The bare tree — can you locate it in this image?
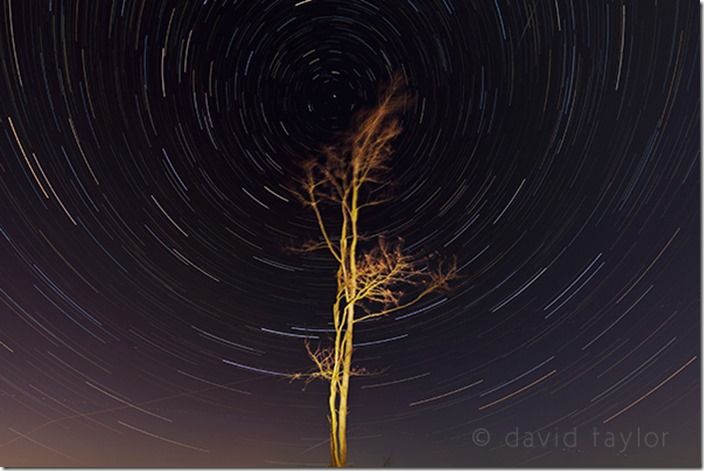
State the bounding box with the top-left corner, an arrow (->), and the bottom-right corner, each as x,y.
290,76 -> 456,467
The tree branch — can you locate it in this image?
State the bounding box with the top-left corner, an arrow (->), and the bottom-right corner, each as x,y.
354,285 -> 437,323
308,195 -> 342,263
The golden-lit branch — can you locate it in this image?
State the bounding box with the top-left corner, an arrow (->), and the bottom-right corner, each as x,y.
355,260 -> 457,324
292,341 -> 373,384
354,243 -> 457,322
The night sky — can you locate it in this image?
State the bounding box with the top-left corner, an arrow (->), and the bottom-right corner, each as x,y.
0,0 -> 700,467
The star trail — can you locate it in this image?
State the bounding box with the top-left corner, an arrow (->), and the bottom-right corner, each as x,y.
0,0 -> 700,467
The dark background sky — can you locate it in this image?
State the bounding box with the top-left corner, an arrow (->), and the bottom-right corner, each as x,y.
0,0 -> 700,467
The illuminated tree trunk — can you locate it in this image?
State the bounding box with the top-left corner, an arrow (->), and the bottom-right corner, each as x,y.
328,376 -> 340,466
331,195 -> 357,466
331,307 -> 354,466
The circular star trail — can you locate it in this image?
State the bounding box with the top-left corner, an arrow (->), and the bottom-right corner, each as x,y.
0,0 -> 699,467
